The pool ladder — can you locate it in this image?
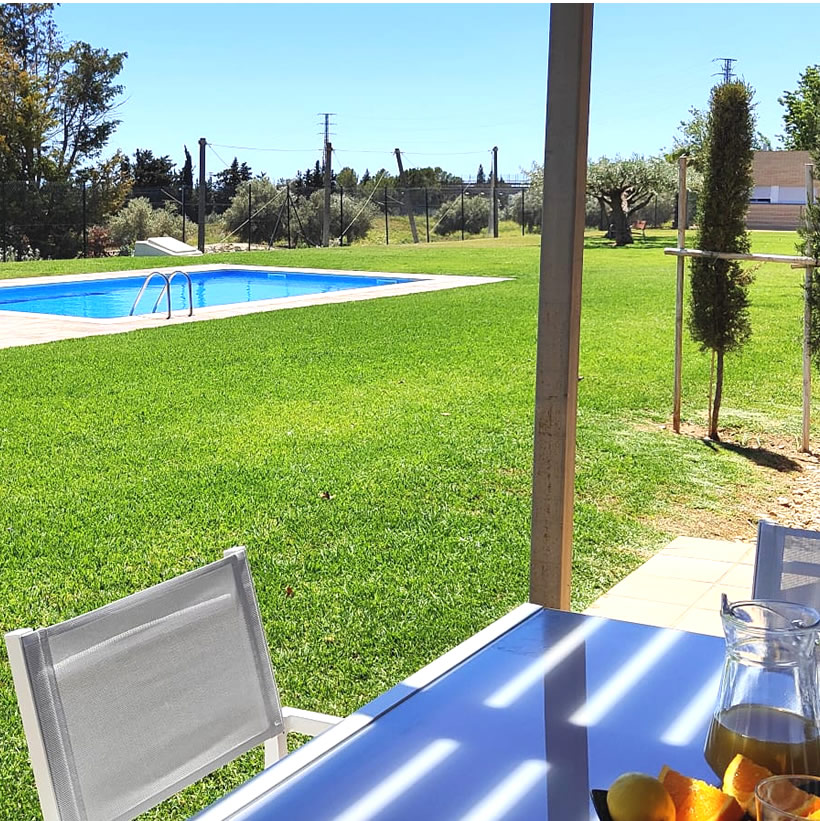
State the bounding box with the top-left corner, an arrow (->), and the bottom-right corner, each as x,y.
129,271 -> 194,319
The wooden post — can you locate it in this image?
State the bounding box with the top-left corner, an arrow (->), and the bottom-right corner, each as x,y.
197,137 -> 206,253
322,141 -> 332,247
673,157 -> 688,433
394,148 -> 419,243
803,164 -> 814,453
529,3 -> 593,610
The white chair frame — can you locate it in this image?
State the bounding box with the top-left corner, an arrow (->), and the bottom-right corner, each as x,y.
5,547 -> 341,821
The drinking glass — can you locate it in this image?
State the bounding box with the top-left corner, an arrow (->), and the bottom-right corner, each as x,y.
755,774 -> 820,820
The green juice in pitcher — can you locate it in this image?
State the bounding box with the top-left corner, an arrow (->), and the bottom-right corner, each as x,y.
705,703 -> 820,778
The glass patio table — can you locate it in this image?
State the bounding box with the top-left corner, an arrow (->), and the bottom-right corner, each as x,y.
194,604 -> 725,821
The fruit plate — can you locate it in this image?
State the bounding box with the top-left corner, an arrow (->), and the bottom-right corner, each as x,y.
591,789 -> 613,821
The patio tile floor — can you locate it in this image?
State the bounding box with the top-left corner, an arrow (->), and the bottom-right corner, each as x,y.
583,536 -> 756,637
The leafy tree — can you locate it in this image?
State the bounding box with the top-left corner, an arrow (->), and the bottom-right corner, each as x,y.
222,176 -> 285,244
360,168 -> 371,186
400,166 -> 462,188
181,146 -> 193,189
504,163 -> 543,232
52,41 -> 126,178
688,82 -> 755,440
586,155 -> 675,246
106,197 -> 185,246
212,157 -> 252,210
336,166 -> 358,191
476,164 -> 486,184
434,194 -> 489,236
779,65 -> 820,150
286,189 -> 375,246
0,4 -> 126,256
132,149 -> 175,188
669,106 -> 771,171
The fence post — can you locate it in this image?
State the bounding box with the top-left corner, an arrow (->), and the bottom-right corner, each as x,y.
425,188 -> 430,242
522,190 -> 525,235
181,186 -> 186,243
248,181 -> 252,251
198,137 -> 206,253
491,145 -> 498,238
340,186 -> 344,246
384,186 -> 389,245
461,186 -> 465,240
803,164 -> 814,453
286,184 -> 292,249
1,181 -> 5,262
673,157 -> 688,434
82,182 -> 88,258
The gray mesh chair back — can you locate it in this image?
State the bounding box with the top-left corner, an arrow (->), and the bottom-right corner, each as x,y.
753,519 -> 820,609
5,547 -> 283,821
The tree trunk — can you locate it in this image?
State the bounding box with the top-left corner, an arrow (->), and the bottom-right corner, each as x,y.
710,348 -> 724,440
609,192 -> 633,246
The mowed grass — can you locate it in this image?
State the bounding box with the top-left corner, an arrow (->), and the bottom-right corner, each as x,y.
0,229 -> 813,818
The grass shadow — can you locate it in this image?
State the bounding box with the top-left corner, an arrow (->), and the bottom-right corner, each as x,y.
584,233 -> 676,251
699,438 -> 803,473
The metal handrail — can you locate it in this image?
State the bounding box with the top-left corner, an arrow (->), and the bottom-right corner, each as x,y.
129,271 -> 168,316
164,271 -> 194,319
130,270 -> 194,319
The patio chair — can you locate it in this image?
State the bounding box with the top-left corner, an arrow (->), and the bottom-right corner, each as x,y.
752,519 -> 820,609
4,546 -> 341,821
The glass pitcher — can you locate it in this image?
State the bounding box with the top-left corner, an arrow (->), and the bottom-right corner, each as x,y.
704,596 -> 820,778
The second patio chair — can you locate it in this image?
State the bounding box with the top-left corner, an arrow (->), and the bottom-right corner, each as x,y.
5,546 -> 341,821
752,519 -> 820,609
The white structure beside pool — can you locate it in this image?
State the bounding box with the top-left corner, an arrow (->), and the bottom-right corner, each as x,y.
134,236 -> 203,257
0,264 -> 507,350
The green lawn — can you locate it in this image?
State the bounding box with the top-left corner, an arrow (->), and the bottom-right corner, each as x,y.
0,229 -> 813,818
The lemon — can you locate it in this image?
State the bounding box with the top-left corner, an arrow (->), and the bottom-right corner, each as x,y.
607,772 -> 676,821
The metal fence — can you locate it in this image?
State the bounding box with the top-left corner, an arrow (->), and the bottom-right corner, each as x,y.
2,177 -> 702,260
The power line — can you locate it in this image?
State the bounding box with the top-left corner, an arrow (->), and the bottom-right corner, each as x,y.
209,142 -> 322,153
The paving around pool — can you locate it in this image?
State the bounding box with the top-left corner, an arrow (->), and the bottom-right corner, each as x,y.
0,263 -> 508,349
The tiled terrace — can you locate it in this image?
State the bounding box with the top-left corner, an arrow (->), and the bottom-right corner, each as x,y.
583,536 -> 755,636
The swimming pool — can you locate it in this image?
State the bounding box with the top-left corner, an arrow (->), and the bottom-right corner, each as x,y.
0,267 -> 415,319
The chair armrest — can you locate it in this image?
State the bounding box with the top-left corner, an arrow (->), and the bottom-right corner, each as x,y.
264,706 -> 342,768
282,706 -> 343,736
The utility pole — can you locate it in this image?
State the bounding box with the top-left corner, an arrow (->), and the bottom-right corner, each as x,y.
489,146 -> 499,238
322,141 -> 332,247
713,57 -> 737,84
318,113 -> 336,247
198,137 -> 206,253
394,148 -> 419,243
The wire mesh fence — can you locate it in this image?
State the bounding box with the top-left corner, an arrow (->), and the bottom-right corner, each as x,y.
0,177 -> 694,262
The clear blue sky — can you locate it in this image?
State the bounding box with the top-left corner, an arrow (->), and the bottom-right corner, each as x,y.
52,3 -> 820,183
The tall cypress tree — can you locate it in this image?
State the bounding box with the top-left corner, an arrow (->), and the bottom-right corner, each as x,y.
688,81 -> 755,439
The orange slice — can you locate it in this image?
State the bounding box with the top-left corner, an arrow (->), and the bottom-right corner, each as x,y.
805,809 -> 820,820
659,765 -> 744,821
721,753 -> 772,813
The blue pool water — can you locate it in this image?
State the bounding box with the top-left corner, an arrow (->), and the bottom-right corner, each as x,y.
0,268 -> 415,319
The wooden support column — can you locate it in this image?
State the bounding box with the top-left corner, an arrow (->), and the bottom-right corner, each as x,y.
530,3 -> 594,610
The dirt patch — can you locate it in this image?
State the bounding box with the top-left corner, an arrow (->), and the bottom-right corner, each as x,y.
644,423 -> 820,542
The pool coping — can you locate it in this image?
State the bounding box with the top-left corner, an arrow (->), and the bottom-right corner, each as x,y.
0,264 -> 509,349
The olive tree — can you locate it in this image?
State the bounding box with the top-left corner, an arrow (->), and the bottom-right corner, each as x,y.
586,155 -> 675,246
688,81 -> 755,440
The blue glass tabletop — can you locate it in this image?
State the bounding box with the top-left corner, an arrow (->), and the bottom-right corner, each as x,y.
197,608 -> 724,820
